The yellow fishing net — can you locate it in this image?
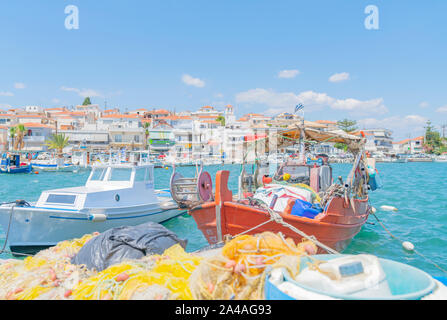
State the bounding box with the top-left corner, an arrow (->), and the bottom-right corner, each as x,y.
189,232 -> 316,300
71,244 -> 202,300
0,231 -> 317,300
0,232 -> 97,300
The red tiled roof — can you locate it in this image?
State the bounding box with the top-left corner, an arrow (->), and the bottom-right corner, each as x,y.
21,122 -> 54,129
393,136 -> 424,145
101,114 -> 140,119
315,120 -> 337,124
158,115 -> 192,120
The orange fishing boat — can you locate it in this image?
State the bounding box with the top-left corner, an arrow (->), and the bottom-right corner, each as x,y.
170,124 -> 379,253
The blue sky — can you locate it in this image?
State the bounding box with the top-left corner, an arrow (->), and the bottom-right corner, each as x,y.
0,0 -> 446,140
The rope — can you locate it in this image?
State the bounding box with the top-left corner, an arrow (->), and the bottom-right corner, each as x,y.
0,201 -> 34,257
371,212 -> 447,275
230,198 -> 339,255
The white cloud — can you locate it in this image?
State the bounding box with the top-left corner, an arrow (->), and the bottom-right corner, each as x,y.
278,69 -> 300,79
14,82 -> 26,89
61,86 -> 102,98
181,74 -> 205,88
329,72 -> 350,83
0,91 -> 14,97
52,98 -> 60,104
419,101 -> 429,108
235,88 -> 387,116
436,105 -> 447,113
215,93 -> 224,98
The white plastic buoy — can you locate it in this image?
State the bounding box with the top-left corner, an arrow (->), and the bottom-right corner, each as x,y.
380,205 -> 398,212
371,206 -> 377,214
402,241 -> 415,252
88,214 -> 107,222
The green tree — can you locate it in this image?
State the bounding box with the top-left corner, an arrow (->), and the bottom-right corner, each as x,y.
8,126 -> 16,151
335,119 -> 357,150
143,122 -> 151,150
82,97 -> 92,105
14,124 -> 27,150
424,120 -> 443,154
216,115 -> 226,126
45,133 -> 69,156
336,119 -> 358,132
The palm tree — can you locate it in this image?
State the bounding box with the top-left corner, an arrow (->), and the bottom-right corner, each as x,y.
216,115 -> 226,127
143,121 -> 151,150
45,133 -> 69,157
13,124 -> 27,151
8,126 -> 16,151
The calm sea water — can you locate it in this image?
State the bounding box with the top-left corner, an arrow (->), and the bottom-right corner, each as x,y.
1,163 -> 446,277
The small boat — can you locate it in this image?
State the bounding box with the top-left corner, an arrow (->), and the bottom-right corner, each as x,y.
0,163 -> 186,254
434,155 -> 447,163
265,254 -> 447,300
0,153 -> 32,174
172,125 -> 379,253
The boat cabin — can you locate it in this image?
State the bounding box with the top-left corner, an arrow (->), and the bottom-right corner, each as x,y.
35,164 -> 156,210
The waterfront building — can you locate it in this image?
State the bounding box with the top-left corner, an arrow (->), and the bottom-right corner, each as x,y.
0,125 -> 7,151
392,136 -> 424,154
21,123 -> 54,151
147,120 -> 175,155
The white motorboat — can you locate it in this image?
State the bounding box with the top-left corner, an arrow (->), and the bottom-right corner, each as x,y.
31,153 -> 77,172
434,155 -> 447,163
0,163 -> 186,254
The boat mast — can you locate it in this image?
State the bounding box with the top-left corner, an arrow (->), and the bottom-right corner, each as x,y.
295,104 -> 305,164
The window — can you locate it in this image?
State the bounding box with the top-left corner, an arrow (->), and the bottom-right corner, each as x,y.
115,134 -> 122,142
109,168 -> 132,181
134,135 -> 140,143
90,168 -> 107,181
135,167 -> 147,182
46,194 -> 77,205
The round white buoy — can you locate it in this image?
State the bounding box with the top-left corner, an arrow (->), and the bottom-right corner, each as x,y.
371,206 -> 377,214
380,205 -> 398,212
402,241 -> 415,251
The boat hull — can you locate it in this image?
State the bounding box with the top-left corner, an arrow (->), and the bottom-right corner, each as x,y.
189,171 -> 370,253
0,203 -> 186,252
0,165 -> 32,174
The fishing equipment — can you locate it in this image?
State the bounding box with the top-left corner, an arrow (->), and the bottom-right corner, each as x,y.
72,244 -> 202,300
170,162 -> 213,208
0,233 -> 97,300
265,254 -> 442,300
188,232 -> 317,300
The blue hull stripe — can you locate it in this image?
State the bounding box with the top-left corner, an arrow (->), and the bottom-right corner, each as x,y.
49,210 -> 182,221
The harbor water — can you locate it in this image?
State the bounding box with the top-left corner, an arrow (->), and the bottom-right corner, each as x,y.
0,163 -> 446,277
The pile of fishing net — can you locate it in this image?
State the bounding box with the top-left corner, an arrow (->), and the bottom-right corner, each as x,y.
0,231 -> 316,300
0,233 -> 97,300
189,232 -> 317,300
71,244 -> 202,300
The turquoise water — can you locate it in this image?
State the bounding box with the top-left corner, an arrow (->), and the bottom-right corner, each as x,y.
1,163 -> 446,278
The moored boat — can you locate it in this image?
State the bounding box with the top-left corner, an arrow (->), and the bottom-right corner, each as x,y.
173,125 -> 379,253
0,163 -> 186,254
0,153 -> 32,174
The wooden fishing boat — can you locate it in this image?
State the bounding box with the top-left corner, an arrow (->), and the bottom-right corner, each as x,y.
171,123 -> 378,253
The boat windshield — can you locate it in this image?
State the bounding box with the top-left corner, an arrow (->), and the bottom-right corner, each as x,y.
108,168 -> 132,181
90,167 -> 107,181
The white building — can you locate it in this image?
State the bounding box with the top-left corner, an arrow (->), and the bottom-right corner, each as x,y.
392,136 -> 424,154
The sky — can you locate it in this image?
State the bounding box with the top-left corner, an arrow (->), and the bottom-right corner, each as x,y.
0,0 -> 446,140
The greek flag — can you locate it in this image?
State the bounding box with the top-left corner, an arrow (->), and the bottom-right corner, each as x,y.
295,104 -> 304,113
